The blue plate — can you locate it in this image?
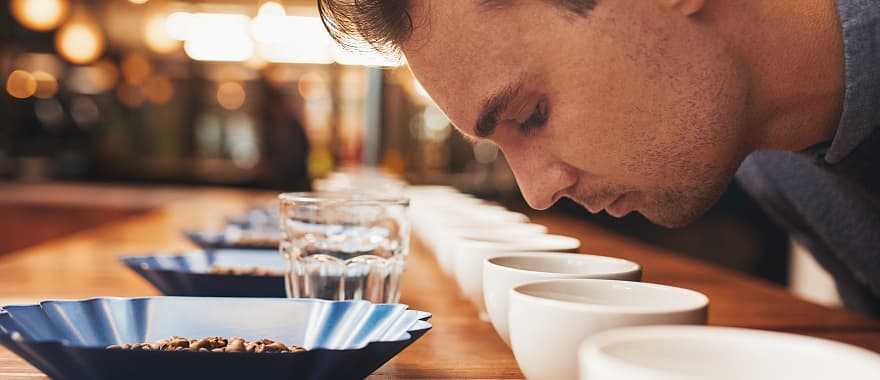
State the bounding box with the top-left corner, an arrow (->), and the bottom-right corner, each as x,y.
226,207 -> 279,230
0,297 -> 431,380
121,250 -> 287,297
184,230 -> 279,250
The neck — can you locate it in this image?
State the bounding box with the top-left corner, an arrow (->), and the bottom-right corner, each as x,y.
713,0 -> 845,152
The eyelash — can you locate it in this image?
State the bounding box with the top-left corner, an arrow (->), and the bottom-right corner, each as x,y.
520,99 -> 549,135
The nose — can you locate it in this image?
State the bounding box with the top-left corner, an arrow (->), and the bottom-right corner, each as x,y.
502,143 -> 577,210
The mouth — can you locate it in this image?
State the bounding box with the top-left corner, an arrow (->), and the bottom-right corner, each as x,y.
565,190 -> 636,216
606,192 -> 634,218
572,194 -> 618,214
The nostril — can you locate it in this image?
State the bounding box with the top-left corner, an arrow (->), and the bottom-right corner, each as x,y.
522,191 -> 555,210
517,171 -> 578,211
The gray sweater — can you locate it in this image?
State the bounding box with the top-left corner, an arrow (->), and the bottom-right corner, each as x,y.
736,0 -> 880,316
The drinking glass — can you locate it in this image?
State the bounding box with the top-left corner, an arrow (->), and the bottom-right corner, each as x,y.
279,192 -> 410,303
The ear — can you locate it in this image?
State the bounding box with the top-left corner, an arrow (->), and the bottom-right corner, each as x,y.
658,0 -> 706,16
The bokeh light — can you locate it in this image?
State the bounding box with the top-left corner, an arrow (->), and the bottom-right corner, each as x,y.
473,140 -> 500,163
257,2 -> 285,17
244,55 -> 268,70
144,14 -> 180,54
6,70 -> 38,99
117,84 -> 145,108
226,113 -> 260,169
67,60 -> 118,94
418,105 -> 452,141
121,53 -> 152,85
129,0 -> 149,4
265,65 -> 297,84
413,80 -> 431,99
14,53 -> 63,79
94,60 -> 120,90
184,13 -> 254,62
254,15 -> 335,64
145,75 -> 174,104
9,0 -> 69,31
217,82 -> 246,110
70,96 -> 100,127
32,71 -> 59,99
55,19 -> 104,64
164,11 -> 191,40
298,71 -> 329,100
34,98 -> 65,128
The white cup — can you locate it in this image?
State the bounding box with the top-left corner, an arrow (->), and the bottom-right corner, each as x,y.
437,222 -> 548,269
484,254 -> 642,345
445,223 -> 548,241
409,196 -> 483,239
404,185 -> 460,195
509,279 -> 708,380
454,235 -> 582,320
419,210 -> 531,264
434,223 -> 548,275
579,325 -> 880,380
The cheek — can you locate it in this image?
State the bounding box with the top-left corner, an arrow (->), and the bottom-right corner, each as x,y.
623,46 -> 749,188
545,17 -> 748,187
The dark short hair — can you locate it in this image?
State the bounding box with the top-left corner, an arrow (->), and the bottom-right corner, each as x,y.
318,0 -> 597,55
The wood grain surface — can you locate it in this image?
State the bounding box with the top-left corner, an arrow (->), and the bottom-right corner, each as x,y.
0,183 -> 877,379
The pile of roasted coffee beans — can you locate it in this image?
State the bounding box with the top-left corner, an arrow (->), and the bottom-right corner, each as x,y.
208,265 -> 283,276
231,232 -> 279,248
107,336 -> 306,353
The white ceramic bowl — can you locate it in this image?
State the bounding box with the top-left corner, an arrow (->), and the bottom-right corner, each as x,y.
454,235 -> 582,319
426,211 -> 533,273
579,325 -> 880,380
484,254 -> 642,345
445,223 -> 548,241
509,279 -> 708,380
434,222 -> 549,268
405,185 -> 461,195
430,209 -> 529,226
409,195 -> 487,238
433,222 -> 548,275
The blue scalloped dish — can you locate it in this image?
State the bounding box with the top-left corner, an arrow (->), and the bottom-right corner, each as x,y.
184,230 -> 279,250
0,297 -> 431,380
121,250 -> 287,297
226,207 -> 279,230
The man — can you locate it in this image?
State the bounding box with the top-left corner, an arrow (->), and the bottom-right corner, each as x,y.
318,0 -> 880,315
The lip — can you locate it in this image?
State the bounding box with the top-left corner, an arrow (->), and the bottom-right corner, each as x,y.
605,192 -> 633,218
576,195 -> 614,214
583,201 -> 605,214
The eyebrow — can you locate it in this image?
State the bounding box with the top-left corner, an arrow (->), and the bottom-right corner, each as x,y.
480,0 -> 597,15
474,78 -> 525,138
479,0 -> 514,11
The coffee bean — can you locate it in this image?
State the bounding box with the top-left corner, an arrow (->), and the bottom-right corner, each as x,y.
209,265 -> 283,277
226,338 -> 245,352
265,342 -> 288,352
106,336 -> 306,353
190,339 -> 208,351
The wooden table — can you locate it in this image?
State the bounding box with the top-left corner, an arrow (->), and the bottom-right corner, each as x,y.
1,183 -> 879,379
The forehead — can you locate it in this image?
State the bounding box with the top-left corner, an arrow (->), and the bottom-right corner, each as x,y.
401,1 -> 529,136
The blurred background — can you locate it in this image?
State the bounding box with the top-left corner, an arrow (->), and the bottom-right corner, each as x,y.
2,0 -> 822,303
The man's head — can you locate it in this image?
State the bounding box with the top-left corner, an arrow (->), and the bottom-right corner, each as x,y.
319,0 -> 756,227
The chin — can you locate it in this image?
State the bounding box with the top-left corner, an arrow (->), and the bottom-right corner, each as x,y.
639,179 -> 731,229
648,214 -> 696,229
641,200 -> 714,229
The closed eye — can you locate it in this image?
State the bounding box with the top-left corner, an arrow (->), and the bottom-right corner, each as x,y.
519,98 -> 549,136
